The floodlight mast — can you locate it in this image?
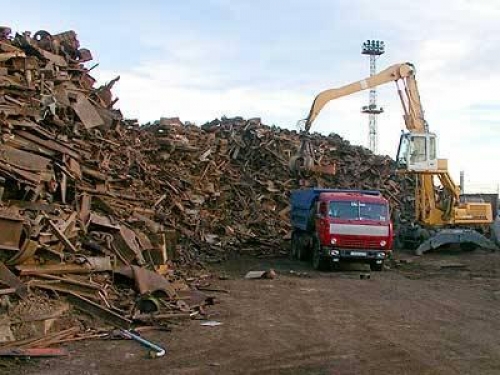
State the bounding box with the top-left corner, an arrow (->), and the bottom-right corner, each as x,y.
361,39 -> 385,153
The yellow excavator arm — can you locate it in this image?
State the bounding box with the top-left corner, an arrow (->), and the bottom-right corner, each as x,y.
290,62 -> 430,175
303,63 -> 426,133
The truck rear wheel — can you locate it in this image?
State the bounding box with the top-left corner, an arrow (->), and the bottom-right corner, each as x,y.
290,231 -> 299,260
297,236 -> 308,261
291,231 -> 308,261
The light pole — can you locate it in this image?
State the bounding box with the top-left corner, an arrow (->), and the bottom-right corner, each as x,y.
361,40 -> 385,154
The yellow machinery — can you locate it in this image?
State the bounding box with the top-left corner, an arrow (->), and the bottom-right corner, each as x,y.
291,62 -> 498,254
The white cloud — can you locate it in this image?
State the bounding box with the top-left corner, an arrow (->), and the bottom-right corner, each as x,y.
94,66 -> 309,126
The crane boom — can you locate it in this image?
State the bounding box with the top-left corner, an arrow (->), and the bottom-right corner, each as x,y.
304,63 -> 427,133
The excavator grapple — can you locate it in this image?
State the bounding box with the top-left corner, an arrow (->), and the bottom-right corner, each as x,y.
289,134 -> 336,176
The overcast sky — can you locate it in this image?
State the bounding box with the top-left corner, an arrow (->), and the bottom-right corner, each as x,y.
5,0 -> 500,193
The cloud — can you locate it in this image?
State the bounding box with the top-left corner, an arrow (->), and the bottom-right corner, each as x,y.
94,65 -> 309,126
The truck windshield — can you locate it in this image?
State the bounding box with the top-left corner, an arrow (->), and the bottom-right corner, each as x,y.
328,201 -> 388,221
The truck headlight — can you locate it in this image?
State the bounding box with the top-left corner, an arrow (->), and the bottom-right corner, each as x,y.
331,250 -> 340,256
331,238 -> 337,245
377,252 -> 386,258
380,240 -> 387,247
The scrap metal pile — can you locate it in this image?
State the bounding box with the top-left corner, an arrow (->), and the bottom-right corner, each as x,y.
0,26 -> 413,351
0,27 -> 215,351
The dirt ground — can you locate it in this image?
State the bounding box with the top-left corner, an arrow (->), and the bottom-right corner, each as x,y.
7,248 -> 500,375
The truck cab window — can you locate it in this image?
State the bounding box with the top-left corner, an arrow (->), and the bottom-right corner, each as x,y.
330,201 -> 388,221
329,201 -> 359,220
360,203 -> 388,221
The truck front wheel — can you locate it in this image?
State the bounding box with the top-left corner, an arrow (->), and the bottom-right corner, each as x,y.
312,236 -> 329,271
370,261 -> 384,272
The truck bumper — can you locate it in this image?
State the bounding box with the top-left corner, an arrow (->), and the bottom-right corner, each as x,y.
323,247 -> 389,264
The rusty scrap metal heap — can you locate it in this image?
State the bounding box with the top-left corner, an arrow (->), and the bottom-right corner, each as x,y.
0,27 -> 215,349
0,26 -> 413,349
140,117 -> 414,259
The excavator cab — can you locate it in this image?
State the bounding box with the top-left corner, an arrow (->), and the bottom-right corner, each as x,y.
396,131 -> 438,172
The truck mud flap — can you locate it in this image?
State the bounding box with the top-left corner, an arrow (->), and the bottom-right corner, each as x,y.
415,229 -> 499,256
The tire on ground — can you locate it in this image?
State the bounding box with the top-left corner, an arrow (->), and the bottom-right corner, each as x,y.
370,261 -> 384,272
290,231 -> 298,260
297,233 -> 309,261
312,235 -> 329,271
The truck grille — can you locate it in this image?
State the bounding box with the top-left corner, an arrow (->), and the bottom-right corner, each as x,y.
340,238 -> 381,249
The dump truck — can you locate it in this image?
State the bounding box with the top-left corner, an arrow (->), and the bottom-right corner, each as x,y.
290,189 -> 393,271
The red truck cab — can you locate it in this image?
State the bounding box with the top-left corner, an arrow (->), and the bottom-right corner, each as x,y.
290,189 -> 393,271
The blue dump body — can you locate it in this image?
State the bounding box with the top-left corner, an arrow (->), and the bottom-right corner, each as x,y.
290,188 -> 382,231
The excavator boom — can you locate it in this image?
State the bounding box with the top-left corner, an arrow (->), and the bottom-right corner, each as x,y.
304,63 -> 425,133
291,62 -> 430,176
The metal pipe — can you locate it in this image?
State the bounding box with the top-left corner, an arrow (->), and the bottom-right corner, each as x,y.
120,329 -> 166,358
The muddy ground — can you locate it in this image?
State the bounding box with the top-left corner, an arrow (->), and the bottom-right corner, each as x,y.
6,248 -> 500,375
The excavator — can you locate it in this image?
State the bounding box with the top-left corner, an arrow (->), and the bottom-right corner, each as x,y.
290,62 -> 499,255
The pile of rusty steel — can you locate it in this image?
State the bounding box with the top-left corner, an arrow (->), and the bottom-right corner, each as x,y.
0,26 -> 414,354
139,116 -> 415,258
0,27 -> 217,355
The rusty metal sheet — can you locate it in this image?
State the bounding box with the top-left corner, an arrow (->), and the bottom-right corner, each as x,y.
39,48 -> 68,67
71,92 -> 104,129
89,213 -> 120,231
0,262 -> 28,299
6,239 -> 38,266
0,212 -> 24,251
53,84 -> 71,106
77,48 -> 93,62
115,225 -> 145,265
116,266 -> 176,299
133,229 -> 154,251
95,106 -> 121,128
